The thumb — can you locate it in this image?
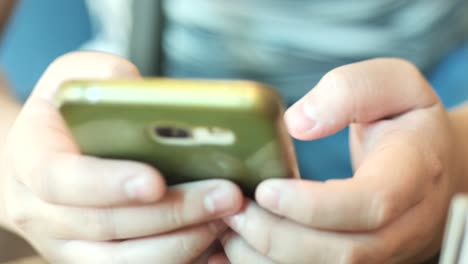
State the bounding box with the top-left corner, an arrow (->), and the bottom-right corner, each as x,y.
285,58 -> 439,140
6,52 -> 167,207
31,51 -> 140,102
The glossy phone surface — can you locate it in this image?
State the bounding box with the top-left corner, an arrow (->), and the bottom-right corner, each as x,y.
56,79 -> 299,195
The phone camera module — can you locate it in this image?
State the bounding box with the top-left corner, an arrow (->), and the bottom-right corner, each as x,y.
154,126 -> 191,139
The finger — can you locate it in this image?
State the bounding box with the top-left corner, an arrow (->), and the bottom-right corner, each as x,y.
256,129 -> 437,230
24,180 -> 242,240
221,231 -> 274,264
6,52 -> 167,206
54,222 -> 226,264
24,153 -> 166,206
208,253 -> 230,264
285,58 -> 439,140
224,202 -> 382,264
32,51 -> 140,101
10,52 -> 139,158
194,241 -> 223,264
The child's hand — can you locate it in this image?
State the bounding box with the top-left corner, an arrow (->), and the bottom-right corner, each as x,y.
215,58 -> 465,264
0,52 -> 243,263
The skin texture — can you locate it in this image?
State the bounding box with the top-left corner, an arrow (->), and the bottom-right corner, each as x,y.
0,52 -> 244,263
0,9 -> 467,261
211,58 -> 468,264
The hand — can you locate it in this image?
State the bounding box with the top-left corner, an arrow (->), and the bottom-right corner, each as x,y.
0,52 -> 243,263
213,58 -> 464,264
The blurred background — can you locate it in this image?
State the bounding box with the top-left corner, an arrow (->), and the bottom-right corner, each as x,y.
0,1 -> 90,261
0,0 -> 91,101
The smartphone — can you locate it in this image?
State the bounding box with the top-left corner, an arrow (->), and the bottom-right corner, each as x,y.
56,78 -> 299,196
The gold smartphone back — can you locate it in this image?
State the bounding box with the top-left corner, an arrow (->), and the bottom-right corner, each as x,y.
56,78 -> 299,195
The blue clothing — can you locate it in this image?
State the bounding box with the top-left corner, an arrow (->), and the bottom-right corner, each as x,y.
161,0 -> 468,180
0,0 -> 91,101
163,0 -> 468,101
1,1 -> 467,181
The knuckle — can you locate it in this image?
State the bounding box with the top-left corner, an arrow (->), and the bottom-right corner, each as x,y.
423,147 -> 444,185
369,190 -> 398,229
29,154 -> 58,203
50,51 -> 137,78
388,58 -> 420,75
30,154 -> 80,204
322,67 -> 353,92
321,67 -> 360,121
166,200 -> 186,228
2,179 -> 33,233
46,52 -> 89,76
175,235 -> 205,261
258,236 -> 274,259
257,221 -> 276,259
386,58 -> 433,95
50,51 -> 85,66
430,157 -> 444,185
5,202 -> 32,231
86,209 -> 118,240
300,200 -> 319,226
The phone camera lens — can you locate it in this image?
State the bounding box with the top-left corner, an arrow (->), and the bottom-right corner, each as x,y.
155,127 -> 191,138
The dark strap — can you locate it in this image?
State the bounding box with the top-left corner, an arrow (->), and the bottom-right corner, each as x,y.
129,0 -> 164,76
0,0 -> 17,40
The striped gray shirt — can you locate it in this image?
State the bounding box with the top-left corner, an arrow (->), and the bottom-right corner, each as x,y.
162,0 -> 468,101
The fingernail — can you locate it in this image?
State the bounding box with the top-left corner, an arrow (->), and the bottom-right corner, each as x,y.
224,214 -> 244,231
204,185 -> 236,214
257,185 -> 281,212
124,176 -> 157,202
285,104 -> 317,135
